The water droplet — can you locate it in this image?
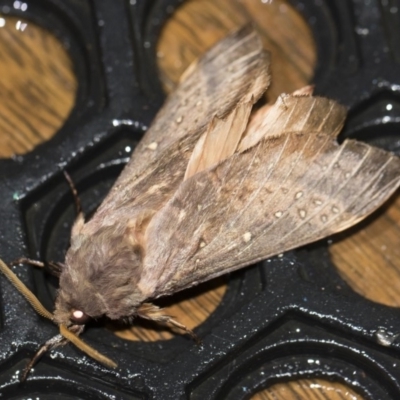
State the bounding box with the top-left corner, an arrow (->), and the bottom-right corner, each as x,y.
15,20 -> 27,31
355,26 -> 369,35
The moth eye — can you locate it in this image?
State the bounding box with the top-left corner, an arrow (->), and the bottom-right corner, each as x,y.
70,309 -> 90,325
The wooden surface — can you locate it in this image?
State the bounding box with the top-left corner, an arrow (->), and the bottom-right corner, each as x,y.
1,1 -> 400,398
0,16 -> 76,157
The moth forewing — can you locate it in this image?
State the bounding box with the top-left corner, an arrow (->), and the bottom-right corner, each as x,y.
100,25 -> 271,212
140,98 -> 400,296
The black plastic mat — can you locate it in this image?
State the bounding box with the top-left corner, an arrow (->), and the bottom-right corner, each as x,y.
1,1 -> 400,398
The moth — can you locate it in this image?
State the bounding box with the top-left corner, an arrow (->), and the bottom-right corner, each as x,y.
1,25 -> 400,379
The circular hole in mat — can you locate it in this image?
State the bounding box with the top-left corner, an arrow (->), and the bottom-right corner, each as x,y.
0,16 -> 77,158
251,379 -> 364,400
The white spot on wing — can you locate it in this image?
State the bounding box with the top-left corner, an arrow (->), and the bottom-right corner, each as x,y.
275,211 -> 283,218
148,142 -> 158,150
243,232 -> 252,243
179,209 -> 186,221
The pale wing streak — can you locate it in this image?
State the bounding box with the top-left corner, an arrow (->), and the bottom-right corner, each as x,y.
297,97 -> 316,131
213,32 -> 256,59
199,131 -> 293,259
212,137 -> 264,224
322,155 -> 394,232
188,149 -> 240,248
278,144 -> 373,242
217,131 -> 320,258
316,101 -> 335,132
235,133 -> 332,256
184,137 -> 267,266
237,135 -> 349,256
355,172 -> 400,218
226,131 -> 292,227
244,133 -> 332,236
280,97 -> 298,131
181,140 -> 247,265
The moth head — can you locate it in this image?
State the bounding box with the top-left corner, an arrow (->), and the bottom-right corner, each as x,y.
55,224 -> 146,324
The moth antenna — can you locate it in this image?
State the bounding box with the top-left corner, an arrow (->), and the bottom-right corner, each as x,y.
0,258 -> 53,320
59,324 -> 117,369
137,303 -> 201,344
63,170 -> 82,217
21,333 -> 67,382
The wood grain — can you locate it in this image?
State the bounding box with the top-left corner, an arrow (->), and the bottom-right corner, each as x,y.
0,16 -> 76,158
1,1 -> 399,398
252,379 -> 362,400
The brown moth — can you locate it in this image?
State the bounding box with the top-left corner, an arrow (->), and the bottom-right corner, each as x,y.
2,25 -> 400,378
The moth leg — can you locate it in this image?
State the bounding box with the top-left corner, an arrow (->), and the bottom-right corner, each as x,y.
63,170 -> 82,216
11,257 -> 45,268
163,316 -> 202,345
46,261 -> 65,278
137,302 -> 201,344
21,333 -> 67,381
11,257 -> 64,278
